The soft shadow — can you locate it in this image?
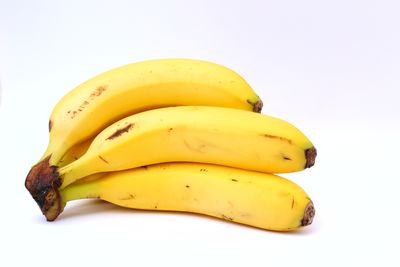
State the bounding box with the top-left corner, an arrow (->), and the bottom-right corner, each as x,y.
280,222 -> 320,235
58,199 -> 131,221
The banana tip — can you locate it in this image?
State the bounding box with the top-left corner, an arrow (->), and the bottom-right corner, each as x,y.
25,156 -> 63,221
252,99 -> 263,113
301,201 -> 315,226
305,147 -> 317,168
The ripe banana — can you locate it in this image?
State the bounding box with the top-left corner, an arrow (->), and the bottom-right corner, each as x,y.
25,59 -> 263,220
26,106 -> 316,221
61,163 -> 315,231
42,58 -> 262,167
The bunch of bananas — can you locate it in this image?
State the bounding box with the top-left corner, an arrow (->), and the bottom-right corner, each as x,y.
25,58 -> 317,231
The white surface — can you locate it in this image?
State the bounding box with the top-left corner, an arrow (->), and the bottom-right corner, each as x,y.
1,0 -> 399,266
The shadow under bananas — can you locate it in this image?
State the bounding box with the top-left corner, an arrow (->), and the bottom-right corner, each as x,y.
57,200 -> 318,235
58,199 -> 131,220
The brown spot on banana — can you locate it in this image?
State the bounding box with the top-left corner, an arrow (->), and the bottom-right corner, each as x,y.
89,85 -> 107,98
106,123 -> 134,140
221,214 -> 234,221
69,86 -> 107,119
183,139 -> 206,153
119,193 -> 136,200
48,120 -> 53,132
98,155 -> 109,164
262,133 -> 293,144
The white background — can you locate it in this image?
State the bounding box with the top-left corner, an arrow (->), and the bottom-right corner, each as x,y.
1,0 -> 399,266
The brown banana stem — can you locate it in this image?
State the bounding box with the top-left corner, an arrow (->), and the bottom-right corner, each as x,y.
25,155 -> 63,221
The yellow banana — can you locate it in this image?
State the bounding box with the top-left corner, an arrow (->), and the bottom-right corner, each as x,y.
43,58 -> 262,166
61,163 -> 315,231
26,106 -> 316,221
60,106 -> 316,183
25,59 -> 263,219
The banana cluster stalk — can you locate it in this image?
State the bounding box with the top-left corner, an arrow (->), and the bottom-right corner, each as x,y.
25,58 -> 317,231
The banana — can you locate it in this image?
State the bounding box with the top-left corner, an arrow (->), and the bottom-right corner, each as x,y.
42,58 -> 262,166
58,138 -> 92,167
26,106 -> 316,221
25,58 -> 263,220
61,163 -> 315,231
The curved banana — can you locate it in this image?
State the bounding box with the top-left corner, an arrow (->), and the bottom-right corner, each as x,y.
26,106 -> 316,221
61,163 -> 315,231
43,58 -> 262,166
60,106 -> 316,182
25,59 -> 262,219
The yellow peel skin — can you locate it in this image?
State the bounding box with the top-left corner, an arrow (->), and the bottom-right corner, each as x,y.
58,139 -> 93,167
43,58 -> 262,165
61,163 -> 314,231
59,106 -> 316,189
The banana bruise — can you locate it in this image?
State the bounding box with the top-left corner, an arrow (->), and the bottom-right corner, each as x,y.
61,163 -> 315,231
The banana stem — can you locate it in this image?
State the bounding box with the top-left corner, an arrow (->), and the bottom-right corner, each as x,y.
252,99 -> 263,113
25,155 -> 63,221
61,179 -> 101,202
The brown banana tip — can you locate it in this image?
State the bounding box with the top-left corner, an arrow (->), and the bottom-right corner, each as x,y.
252,99 -> 263,113
305,147 -> 317,168
301,201 -> 315,226
25,155 -> 63,221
